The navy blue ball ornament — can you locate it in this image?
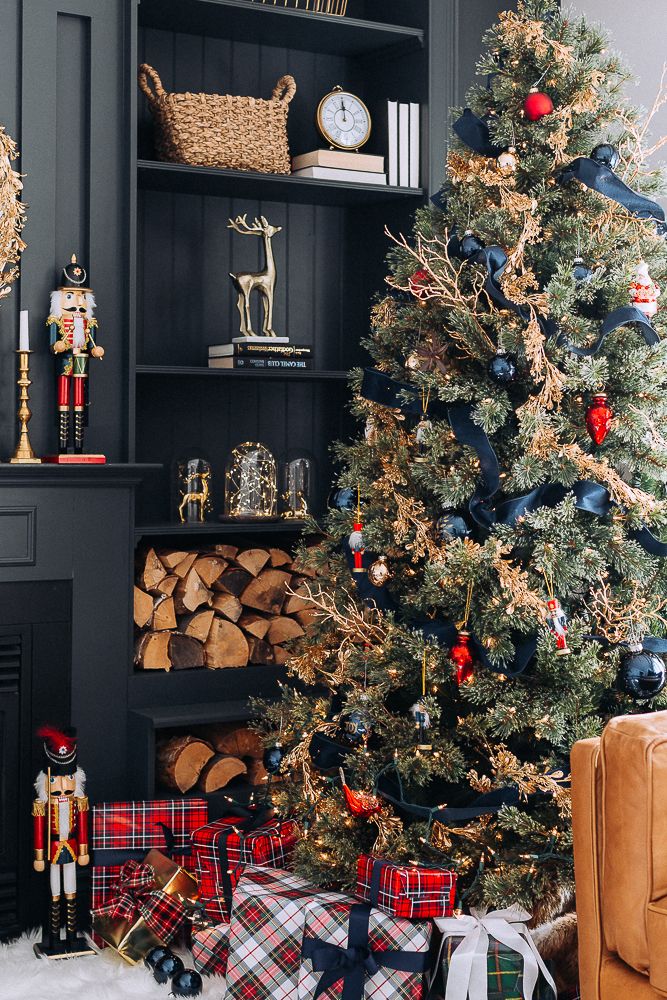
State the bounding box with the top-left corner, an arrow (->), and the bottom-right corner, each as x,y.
572,257 -> 593,283
145,946 -> 172,972
328,487 -> 355,512
170,969 -> 204,997
591,143 -> 620,169
263,744 -> 284,775
154,953 -> 185,985
435,513 -> 471,543
460,230 -> 485,261
487,351 -> 517,384
617,644 -> 666,701
338,710 -> 371,746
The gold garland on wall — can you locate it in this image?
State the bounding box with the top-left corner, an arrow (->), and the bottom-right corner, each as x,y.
0,124 -> 26,304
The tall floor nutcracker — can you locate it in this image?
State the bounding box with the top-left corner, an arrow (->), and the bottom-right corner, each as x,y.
46,254 -> 104,458
32,726 -> 94,958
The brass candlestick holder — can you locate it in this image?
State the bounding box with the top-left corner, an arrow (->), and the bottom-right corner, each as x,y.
10,349 -> 41,464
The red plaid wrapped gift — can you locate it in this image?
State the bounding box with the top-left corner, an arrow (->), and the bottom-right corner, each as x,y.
224,866 -> 431,1000
192,812 -> 300,922
356,854 -> 457,920
225,866 -> 348,1000
91,798 -> 207,941
191,922 -> 230,978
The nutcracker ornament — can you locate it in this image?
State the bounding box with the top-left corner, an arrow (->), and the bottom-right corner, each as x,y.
545,597 -> 571,656
32,725 -> 93,958
629,260 -> 661,318
45,254 -> 105,462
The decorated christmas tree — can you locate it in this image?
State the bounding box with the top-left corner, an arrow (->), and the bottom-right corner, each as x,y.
256,0 -> 667,923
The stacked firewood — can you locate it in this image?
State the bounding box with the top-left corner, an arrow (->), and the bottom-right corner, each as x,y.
134,543 -> 318,671
156,724 -> 271,794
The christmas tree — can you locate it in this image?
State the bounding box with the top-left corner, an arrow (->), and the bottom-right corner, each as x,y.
256,0 -> 667,922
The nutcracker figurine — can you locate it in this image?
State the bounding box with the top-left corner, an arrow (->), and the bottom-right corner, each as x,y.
46,254 -> 105,459
32,725 -> 93,958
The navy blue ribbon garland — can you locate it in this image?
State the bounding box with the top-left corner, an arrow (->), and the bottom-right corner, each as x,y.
559,156 -> 667,232
452,108 -> 504,159
556,305 -> 659,357
301,902 -> 429,1000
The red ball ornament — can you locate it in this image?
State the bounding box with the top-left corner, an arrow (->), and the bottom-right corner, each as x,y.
585,392 -> 613,446
451,630 -> 475,686
409,268 -> 431,304
523,90 -> 554,122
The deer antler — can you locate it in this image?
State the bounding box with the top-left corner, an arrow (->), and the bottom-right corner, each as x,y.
227,214 -> 264,236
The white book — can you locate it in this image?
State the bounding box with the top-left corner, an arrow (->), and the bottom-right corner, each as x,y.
292,149 -> 384,173
409,102 -> 420,189
387,100 -> 398,187
291,166 -> 387,185
398,103 -> 410,188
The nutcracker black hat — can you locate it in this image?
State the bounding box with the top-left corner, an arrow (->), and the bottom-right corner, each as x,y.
37,725 -> 78,776
60,254 -> 90,292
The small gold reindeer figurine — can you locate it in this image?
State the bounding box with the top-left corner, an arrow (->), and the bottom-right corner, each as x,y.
179,469 -> 211,524
228,215 -> 282,338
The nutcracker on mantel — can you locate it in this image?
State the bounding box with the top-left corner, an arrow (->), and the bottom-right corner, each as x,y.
46,254 -> 105,462
32,726 -> 93,958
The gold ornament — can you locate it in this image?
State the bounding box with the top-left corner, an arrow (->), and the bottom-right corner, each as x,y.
497,146 -> 518,175
405,352 -> 421,372
228,215 -> 283,338
368,555 -> 391,587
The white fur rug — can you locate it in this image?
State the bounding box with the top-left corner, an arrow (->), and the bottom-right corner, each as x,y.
0,930 -> 226,1000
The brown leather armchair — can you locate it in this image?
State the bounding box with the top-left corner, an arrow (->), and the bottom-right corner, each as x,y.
572,710 -> 667,999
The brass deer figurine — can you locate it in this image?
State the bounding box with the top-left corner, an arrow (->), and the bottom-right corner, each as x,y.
178,469 -> 211,524
228,215 -> 283,338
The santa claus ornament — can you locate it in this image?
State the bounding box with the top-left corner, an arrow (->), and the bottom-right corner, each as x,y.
32,726 -> 93,958
629,260 -> 661,318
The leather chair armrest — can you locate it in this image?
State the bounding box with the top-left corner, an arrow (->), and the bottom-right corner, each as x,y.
572,738 -> 603,1000
648,898 -> 667,994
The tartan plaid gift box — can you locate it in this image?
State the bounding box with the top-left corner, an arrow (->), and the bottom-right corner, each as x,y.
298,895 -> 432,1000
191,812 -> 300,922
191,922 -> 230,977
91,798 -> 207,943
225,866 -> 350,1000
91,849 -> 198,965
435,908 -> 557,1000
356,854 -> 457,920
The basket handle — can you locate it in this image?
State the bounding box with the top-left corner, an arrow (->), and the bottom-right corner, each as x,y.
273,75 -> 296,105
138,63 -> 166,104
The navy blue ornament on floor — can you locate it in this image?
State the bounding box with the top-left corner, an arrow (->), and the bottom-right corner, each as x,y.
145,946 -> 173,972
435,512 -> 471,542
616,644 -> 666,700
263,744 -> 284,775
170,969 -> 204,998
591,143 -> 620,169
487,351 -> 517,384
154,953 -> 185,985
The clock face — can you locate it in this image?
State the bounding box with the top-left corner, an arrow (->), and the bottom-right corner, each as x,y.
317,89 -> 371,150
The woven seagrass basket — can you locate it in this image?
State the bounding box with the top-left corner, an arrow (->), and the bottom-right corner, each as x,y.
138,64 -> 297,174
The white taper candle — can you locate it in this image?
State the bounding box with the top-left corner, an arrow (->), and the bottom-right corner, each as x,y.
19,310 -> 29,352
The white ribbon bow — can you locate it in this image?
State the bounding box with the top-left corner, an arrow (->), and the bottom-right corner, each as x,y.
433,906 -> 558,1000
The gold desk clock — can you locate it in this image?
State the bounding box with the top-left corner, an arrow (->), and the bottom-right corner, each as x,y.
316,85 -> 371,151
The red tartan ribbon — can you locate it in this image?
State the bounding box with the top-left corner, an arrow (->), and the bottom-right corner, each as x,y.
92,859 -> 185,941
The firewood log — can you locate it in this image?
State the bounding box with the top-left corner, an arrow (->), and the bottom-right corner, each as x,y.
199,724 -> 263,758
156,736 -> 214,793
273,646 -> 291,665
140,548 -> 168,591
267,616 -> 304,645
246,757 -> 269,786
152,594 -> 177,631
293,608 -> 318,629
268,547 -> 292,568
240,569 -> 292,615
157,550 -> 190,571
238,612 -> 271,640
213,567 -> 253,597
155,575 -> 178,597
205,619 -> 249,668
172,552 -> 199,579
214,544 -> 239,560
248,637 -> 274,664
194,555 -> 228,587
135,631 -> 172,670
290,555 -> 317,579
174,568 -> 213,614
197,754 -> 247,793
234,548 -> 270,577
283,582 -> 314,614
181,609 -> 215,643
211,592 -> 243,623
134,586 -> 154,628
168,632 -> 205,669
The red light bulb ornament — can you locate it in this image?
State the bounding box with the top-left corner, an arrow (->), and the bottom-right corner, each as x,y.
452,581 -> 475,686
585,392 -> 613,446
348,486 -> 365,574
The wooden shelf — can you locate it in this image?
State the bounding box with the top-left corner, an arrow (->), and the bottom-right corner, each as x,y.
137,160 -> 425,207
135,520 -> 311,538
136,364 -> 349,382
137,0 -> 424,57
129,665 -> 286,712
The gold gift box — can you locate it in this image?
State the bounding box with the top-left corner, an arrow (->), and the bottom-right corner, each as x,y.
92,849 -> 199,965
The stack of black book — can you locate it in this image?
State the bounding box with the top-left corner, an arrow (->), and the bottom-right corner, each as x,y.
208,342 -> 313,370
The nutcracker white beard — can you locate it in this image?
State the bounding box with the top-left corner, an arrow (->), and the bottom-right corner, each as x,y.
49,290 -> 96,323
34,767 -> 86,802
72,316 -> 86,348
